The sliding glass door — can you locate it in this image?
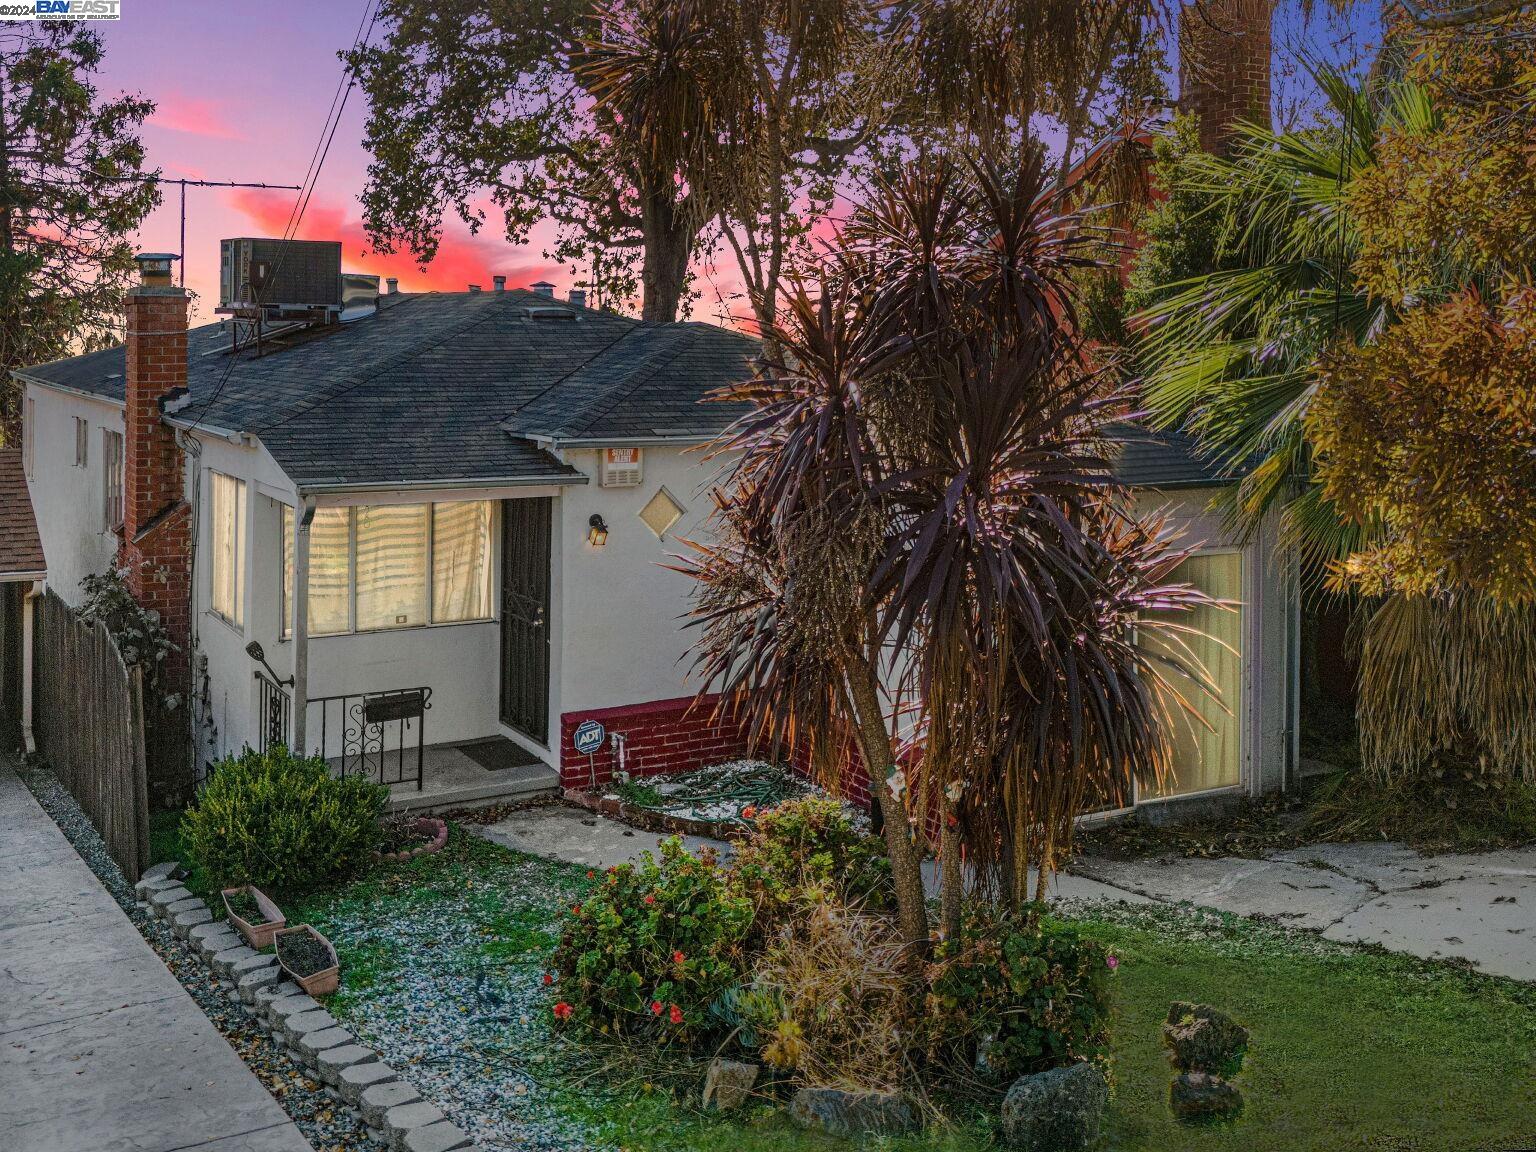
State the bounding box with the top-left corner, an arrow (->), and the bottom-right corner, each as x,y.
1142,551 -> 1245,799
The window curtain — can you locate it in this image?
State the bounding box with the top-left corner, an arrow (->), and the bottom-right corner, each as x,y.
1144,552 -> 1244,798
283,506 -> 352,637
211,473 -> 245,627
432,501 -> 491,623
355,504 -> 429,630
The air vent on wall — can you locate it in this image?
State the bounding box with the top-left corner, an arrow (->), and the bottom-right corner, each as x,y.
599,447 -> 643,488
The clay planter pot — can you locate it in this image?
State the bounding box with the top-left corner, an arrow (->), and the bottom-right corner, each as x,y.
373,816 -> 449,863
274,924 -> 340,997
221,885 -> 286,950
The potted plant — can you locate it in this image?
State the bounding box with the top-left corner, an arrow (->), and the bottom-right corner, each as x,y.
274,924 -> 340,996
221,884 -> 286,950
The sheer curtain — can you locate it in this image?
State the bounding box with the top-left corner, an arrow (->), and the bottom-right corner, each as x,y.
355,504 -> 429,630
283,506 -> 352,637
1145,552 -> 1244,798
211,473 -> 245,627
432,502 -> 491,623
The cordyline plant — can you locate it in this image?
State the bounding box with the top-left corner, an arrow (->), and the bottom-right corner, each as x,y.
680,151 -> 1220,962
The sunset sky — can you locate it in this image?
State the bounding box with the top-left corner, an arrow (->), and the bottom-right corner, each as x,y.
93,2 -> 1375,328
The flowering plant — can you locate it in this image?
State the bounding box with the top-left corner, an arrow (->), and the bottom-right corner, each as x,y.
924,903 -> 1115,1083
550,838 -> 752,1042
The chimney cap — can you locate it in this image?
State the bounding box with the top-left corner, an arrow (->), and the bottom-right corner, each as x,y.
134,252 -> 178,286
385,277 -> 399,294
530,280 -> 556,298
493,275 -> 507,292
468,283 -> 482,293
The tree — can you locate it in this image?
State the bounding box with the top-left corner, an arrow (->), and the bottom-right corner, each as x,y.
0,23 -> 158,441
685,154 -> 1213,960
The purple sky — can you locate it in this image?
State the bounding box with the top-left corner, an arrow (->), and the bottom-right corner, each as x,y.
95,2 -> 1377,327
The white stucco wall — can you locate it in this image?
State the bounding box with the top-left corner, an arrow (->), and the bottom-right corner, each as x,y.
552,445 -> 720,721
22,383 -> 124,606
1134,486 -> 1295,800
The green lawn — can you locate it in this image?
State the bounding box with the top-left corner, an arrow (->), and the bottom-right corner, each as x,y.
157,819 -> 1536,1150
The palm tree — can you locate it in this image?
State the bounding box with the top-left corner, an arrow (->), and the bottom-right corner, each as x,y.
684,153 -> 1218,954
1132,66 -> 1441,573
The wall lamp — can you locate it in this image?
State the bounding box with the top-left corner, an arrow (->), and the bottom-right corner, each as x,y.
587,514 -> 609,547
244,640 -> 294,687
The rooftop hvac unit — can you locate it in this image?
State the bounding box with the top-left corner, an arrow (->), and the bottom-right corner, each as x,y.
599,447 -> 643,488
219,238 -> 343,312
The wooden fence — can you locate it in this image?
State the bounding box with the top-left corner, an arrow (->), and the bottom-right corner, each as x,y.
0,584 -> 21,751
33,589 -> 150,880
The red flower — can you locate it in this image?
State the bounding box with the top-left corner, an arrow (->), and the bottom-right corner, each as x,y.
668,1004 -> 684,1025
542,972 -> 553,986
741,805 -> 757,819
586,870 -> 595,879
553,1002 -> 573,1020
650,1000 -> 663,1015
672,950 -> 686,965
571,904 -> 582,916
644,894 -> 656,906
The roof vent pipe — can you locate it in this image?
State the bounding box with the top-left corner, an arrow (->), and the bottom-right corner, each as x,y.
530,280 -> 556,298
493,275 -> 507,293
385,278 -> 398,294
468,284 -> 482,293
568,288 -> 586,309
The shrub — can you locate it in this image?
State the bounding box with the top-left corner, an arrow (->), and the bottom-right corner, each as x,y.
728,796 -> 890,939
551,838 -> 753,1042
743,901 -> 915,1091
925,903 -> 1116,1085
182,745 -> 388,892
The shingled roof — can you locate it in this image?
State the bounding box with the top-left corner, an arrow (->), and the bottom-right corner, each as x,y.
16,289 -> 760,492
16,287 -> 1224,493
0,448 -> 45,580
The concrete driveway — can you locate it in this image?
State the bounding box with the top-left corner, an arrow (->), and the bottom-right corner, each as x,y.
1073,840 -> 1536,981
0,759 -> 312,1152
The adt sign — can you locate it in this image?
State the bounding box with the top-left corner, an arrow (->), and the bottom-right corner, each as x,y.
573,718 -> 606,756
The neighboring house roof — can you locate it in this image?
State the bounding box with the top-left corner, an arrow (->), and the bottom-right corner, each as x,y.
16,289 -> 760,492
0,448 -> 45,580
1108,423 -> 1231,489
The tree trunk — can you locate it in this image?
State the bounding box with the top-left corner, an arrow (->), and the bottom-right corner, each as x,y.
938,798 -> 962,940
639,181 -> 694,323
845,661 -> 930,964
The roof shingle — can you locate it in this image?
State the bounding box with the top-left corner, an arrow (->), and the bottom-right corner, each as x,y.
0,448 -> 45,579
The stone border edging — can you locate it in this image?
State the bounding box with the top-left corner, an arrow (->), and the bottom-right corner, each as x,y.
562,788 -> 752,843
134,861 -> 475,1152
373,817 -> 449,864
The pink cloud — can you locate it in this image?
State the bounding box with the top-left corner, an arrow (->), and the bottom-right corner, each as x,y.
230,188 -> 562,294
150,92 -> 246,141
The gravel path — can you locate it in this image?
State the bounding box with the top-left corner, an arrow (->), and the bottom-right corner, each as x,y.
17,762 -> 376,1152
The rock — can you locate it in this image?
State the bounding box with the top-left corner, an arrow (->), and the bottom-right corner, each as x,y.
133,873 -> 181,899
1163,1003 -> 1250,1074
141,859 -> 180,883
702,1058 -> 759,1111
361,1080 -> 422,1129
189,920 -> 240,956
401,1121 -> 472,1152
228,950 -> 279,979
267,990 -> 321,1025
1000,1062 -> 1109,1151
283,1008 -> 339,1045
1170,1071 -> 1244,1122
149,885 -> 193,913
337,1060 -> 398,1105
789,1088 -> 917,1137
384,1100 -> 447,1152
253,980 -> 301,1016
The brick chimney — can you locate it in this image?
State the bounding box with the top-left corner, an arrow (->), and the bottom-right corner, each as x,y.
1179,0 -> 1272,156
120,253 -> 192,698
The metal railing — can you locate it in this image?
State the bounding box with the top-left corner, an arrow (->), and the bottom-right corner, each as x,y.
252,673 -> 430,791
310,687 -> 433,791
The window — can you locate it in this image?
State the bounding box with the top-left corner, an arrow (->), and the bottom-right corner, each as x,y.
1141,551 -> 1244,798
23,397 -> 34,478
639,487 -> 685,539
102,430 -> 124,530
73,417 -> 88,467
210,472 -> 247,629
283,500 -> 493,637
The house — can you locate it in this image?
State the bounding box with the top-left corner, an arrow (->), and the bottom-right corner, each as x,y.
8,1 -> 1293,817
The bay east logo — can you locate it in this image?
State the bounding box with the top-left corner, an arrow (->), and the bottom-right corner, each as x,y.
0,0 -> 123,19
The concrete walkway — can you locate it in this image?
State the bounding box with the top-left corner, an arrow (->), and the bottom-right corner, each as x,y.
0,761 -> 312,1152
480,804 -> 1536,981
1074,840 -> 1536,982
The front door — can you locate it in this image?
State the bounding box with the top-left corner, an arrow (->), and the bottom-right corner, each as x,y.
500,497 -> 552,743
